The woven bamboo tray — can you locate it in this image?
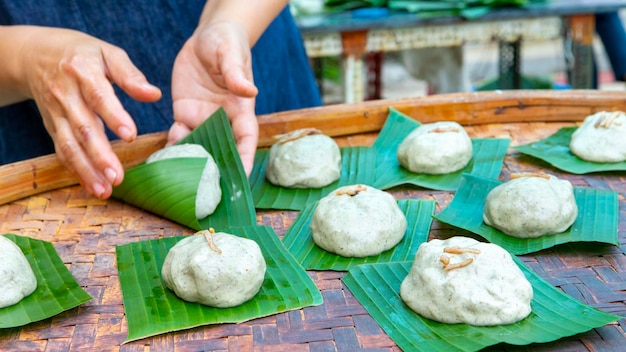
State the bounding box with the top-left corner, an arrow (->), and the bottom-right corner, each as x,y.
1,90 -> 625,351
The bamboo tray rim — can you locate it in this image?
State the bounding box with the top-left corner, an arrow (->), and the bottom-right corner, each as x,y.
1,89 -> 625,206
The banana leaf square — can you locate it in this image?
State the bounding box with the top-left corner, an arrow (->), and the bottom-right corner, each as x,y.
249,146 -> 377,211
0,234 -> 92,329
514,127 -> 626,174
113,108 -> 257,230
116,225 -> 323,342
282,199 -> 435,271
372,107 -> 509,191
434,174 -> 620,255
343,260 -> 622,352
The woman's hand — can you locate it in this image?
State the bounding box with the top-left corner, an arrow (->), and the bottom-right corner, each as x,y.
169,21 -> 258,174
168,0 -> 287,175
14,26 -> 162,198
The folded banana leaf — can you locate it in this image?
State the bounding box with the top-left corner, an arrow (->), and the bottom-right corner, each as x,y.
343,259 -> 622,352
372,108 -> 509,191
112,108 -> 256,230
282,199 -> 435,270
434,174 -> 620,255
116,225 -> 323,342
0,234 -> 92,329
249,146 -> 376,210
514,127 -> 626,174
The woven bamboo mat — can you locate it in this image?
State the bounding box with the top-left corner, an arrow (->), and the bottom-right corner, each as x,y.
0,121 -> 625,351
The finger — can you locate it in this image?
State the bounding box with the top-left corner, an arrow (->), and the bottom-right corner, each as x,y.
228,104 -> 259,176
166,121 -> 193,146
214,43 -> 258,98
51,113 -> 113,199
74,66 -> 138,143
195,33 -> 258,98
101,45 -> 162,102
60,49 -> 139,144
222,65 -> 258,98
236,128 -> 258,176
53,82 -> 125,190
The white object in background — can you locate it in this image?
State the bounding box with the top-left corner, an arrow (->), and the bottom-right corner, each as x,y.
290,0 -> 325,16
395,46 -> 473,94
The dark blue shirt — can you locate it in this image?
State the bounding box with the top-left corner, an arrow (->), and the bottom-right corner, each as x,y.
0,1 -> 321,164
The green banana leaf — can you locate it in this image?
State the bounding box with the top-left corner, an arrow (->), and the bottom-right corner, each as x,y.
0,234 -> 92,329
514,127 -> 626,174
387,0 -> 469,14
282,199 -> 435,270
342,259 -> 622,352
323,0 -> 387,12
372,107 -> 509,191
249,146 -> 377,210
112,108 -> 256,230
116,225 -> 323,342
434,174 -> 620,255
322,0 -> 536,19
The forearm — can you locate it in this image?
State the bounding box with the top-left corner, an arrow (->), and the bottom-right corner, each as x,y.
199,0 -> 289,46
0,25 -> 35,106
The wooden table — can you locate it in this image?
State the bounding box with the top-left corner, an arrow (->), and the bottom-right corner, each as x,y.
1,90 -> 625,351
296,0 -> 626,102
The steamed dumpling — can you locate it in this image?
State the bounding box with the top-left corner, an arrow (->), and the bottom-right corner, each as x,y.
0,236 -> 37,308
310,184 -> 407,257
397,121 -> 473,174
147,143 -> 221,219
400,236 -> 533,326
483,173 -> 578,238
161,229 -> 266,308
266,128 -> 341,188
570,110 -> 626,162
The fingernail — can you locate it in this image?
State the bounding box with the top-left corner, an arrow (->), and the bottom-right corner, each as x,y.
118,126 -> 133,141
93,183 -> 105,198
143,82 -> 158,90
105,168 -> 118,184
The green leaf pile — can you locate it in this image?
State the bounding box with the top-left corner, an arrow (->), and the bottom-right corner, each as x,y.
320,0 -> 548,19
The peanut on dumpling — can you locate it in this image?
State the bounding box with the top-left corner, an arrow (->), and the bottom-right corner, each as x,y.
570,110 -> 626,162
400,236 -> 533,326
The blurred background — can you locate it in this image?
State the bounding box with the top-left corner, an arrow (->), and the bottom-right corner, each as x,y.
290,1 -> 626,104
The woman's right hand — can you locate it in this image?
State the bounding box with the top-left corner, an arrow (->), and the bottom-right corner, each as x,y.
3,26 -> 162,198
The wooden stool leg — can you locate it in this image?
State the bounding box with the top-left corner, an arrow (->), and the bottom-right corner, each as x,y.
341,30 -> 368,103
566,14 -> 595,89
498,38 -> 522,90
311,58 -> 324,99
366,52 -> 383,100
